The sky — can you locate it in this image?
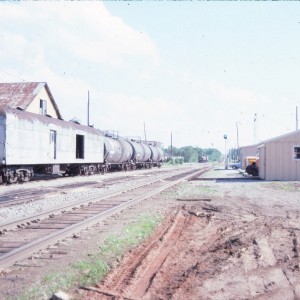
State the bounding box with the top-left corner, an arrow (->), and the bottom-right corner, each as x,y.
1,2 -> 300,152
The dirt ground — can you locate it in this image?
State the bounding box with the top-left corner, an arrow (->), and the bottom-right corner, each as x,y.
81,167 -> 300,300
1,165 -> 300,300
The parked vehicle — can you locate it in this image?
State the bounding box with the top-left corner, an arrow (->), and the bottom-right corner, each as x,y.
245,156 -> 259,176
228,162 -> 241,169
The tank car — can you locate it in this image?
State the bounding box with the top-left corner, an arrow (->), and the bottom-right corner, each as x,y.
147,141 -> 164,167
125,139 -> 152,169
103,134 -> 164,170
103,133 -> 134,171
0,107 -> 105,183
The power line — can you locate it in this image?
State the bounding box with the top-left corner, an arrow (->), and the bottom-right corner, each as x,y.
0,69 -> 27,82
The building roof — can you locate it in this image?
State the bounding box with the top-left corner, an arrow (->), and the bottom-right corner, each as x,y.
0,82 -> 62,119
0,106 -> 101,135
239,144 -> 258,150
257,130 -> 300,147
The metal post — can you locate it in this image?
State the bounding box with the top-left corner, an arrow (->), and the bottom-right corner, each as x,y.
224,134 -> 228,169
144,122 -> 147,142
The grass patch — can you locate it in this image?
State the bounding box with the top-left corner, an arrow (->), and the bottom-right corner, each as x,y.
101,214 -> 161,256
267,182 -> 300,192
14,214 -> 162,300
179,182 -> 216,197
196,185 -> 217,194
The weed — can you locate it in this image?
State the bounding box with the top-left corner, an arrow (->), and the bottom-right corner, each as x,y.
269,182 -> 300,192
15,214 -> 162,300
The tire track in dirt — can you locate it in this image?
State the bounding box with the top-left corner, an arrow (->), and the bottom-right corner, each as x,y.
81,206 -> 197,299
81,202 -> 300,300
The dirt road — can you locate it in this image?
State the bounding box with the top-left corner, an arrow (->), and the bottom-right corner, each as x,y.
82,168 -> 300,299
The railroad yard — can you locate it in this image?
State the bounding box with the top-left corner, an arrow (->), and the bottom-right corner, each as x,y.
0,164 -> 300,299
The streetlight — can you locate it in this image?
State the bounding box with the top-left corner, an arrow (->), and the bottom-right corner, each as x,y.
224,134 -> 228,169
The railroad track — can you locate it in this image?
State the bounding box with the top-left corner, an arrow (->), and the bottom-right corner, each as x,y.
0,168 -> 180,208
0,166 -> 200,230
0,181 -> 99,206
0,166 -> 210,269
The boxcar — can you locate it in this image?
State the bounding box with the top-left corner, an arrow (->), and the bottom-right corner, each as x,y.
0,107 -> 104,183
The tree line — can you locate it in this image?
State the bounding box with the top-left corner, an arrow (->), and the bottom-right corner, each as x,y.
165,146 -> 221,163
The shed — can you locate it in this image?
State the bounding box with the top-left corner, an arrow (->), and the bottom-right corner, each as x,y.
257,130 -> 300,181
239,144 -> 258,169
0,82 -> 62,119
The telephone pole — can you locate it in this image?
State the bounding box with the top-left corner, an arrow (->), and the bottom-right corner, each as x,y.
143,122 -> 147,142
171,131 -> 173,158
296,106 -> 298,130
253,113 -> 257,143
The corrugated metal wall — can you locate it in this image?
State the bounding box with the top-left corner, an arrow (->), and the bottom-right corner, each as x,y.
259,131 -> 300,180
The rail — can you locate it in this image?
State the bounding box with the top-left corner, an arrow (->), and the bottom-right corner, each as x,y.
0,166 -> 210,269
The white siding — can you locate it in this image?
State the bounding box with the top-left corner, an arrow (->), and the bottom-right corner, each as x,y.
26,87 -> 59,118
259,131 -> 300,180
4,112 -> 104,165
239,145 -> 258,169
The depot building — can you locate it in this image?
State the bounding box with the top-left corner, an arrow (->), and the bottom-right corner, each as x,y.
257,130 -> 300,181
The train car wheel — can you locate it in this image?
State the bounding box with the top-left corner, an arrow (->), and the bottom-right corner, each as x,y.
7,172 -> 18,184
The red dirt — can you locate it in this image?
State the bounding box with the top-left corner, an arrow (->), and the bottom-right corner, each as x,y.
81,196 -> 300,300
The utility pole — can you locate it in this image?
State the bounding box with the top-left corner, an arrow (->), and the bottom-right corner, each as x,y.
171,131 -> 173,158
143,122 -> 147,142
253,113 -> 257,144
296,106 -> 298,131
236,122 -> 240,149
87,90 -> 90,126
236,122 -> 240,162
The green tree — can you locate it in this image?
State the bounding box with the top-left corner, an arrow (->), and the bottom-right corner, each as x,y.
164,146 -> 221,162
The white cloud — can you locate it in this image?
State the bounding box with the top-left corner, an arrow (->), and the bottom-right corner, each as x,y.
0,2 -> 159,70
0,1 -> 160,126
208,81 -> 259,106
32,2 -> 158,68
0,3 -> 28,19
2,2 -> 297,152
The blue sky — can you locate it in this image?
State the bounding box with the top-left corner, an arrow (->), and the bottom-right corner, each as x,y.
1,2 -> 300,152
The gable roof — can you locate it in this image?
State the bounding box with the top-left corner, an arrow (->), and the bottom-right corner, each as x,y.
0,82 -> 62,119
257,130 -> 300,147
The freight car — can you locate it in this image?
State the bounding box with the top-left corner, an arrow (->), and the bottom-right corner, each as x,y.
0,107 -> 105,183
198,155 -> 208,163
103,131 -> 164,171
0,107 -> 164,184
147,141 -> 164,167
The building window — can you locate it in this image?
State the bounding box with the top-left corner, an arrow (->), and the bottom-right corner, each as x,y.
76,135 -> 84,159
294,146 -> 300,159
40,99 -> 47,116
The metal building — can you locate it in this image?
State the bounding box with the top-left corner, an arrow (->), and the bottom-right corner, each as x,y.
257,130 -> 300,181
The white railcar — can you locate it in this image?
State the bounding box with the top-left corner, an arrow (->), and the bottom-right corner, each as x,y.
0,107 -> 104,183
